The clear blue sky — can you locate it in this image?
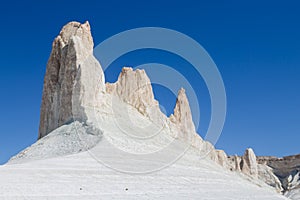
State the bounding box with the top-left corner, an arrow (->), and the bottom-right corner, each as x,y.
0,0 -> 299,164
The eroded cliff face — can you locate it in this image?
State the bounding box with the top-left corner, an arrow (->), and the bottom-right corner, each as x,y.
106,67 -> 159,118
39,20 -> 199,142
257,154 -> 300,194
170,88 -> 196,135
226,149 -> 259,177
39,21 -> 105,138
227,150 -> 300,195
241,148 -> 258,177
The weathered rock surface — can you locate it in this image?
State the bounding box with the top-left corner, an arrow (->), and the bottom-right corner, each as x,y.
225,151 -> 300,197
39,21 -> 105,138
234,155 -> 241,171
241,148 -> 258,177
257,154 -> 300,179
170,88 -> 196,134
257,164 -> 284,193
227,149 -> 258,177
214,149 -> 228,167
257,154 -> 300,195
106,67 -> 159,116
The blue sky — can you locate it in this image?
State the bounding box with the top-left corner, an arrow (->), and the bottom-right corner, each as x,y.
0,0 -> 299,164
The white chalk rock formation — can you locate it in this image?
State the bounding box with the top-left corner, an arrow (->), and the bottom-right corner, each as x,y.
170,88 -> 196,136
241,148 -> 258,177
106,67 -> 167,132
234,155 -> 242,171
39,21 -> 105,139
258,164 -> 283,193
38,21 -> 268,189
106,67 -> 159,116
213,150 -> 228,167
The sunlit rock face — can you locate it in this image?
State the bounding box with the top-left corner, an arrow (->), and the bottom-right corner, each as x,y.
241,148 -> 258,177
106,67 -> 159,116
39,21 -> 105,138
170,88 -> 196,134
257,154 -> 300,195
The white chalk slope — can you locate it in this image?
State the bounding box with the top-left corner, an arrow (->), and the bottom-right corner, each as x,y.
0,144 -> 288,199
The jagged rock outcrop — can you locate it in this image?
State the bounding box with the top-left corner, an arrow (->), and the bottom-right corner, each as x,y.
241,148 -> 258,177
234,155 -> 241,171
257,154 -> 300,179
39,21 -> 199,146
226,149 -> 259,178
214,150 -> 228,167
170,88 -> 196,135
227,155 -> 242,172
39,21 -> 105,139
284,170 -> 300,192
225,150 -> 299,194
257,164 -> 283,193
106,67 -> 159,116
257,154 -> 300,194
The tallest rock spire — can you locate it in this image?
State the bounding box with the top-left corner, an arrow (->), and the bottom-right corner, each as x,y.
39,21 -> 105,139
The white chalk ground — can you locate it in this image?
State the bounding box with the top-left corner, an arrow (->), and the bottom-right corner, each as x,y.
286,188 -> 300,200
0,149 -> 289,200
0,95 -> 292,199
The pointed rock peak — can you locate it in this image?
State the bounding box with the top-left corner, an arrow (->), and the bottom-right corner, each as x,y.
243,148 -> 257,164
171,88 -> 195,133
57,21 -> 93,50
245,148 -> 256,157
178,87 -> 186,97
241,148 -> 258,177
39,21 -> 105,139
215,149 -> 228,167
121,66 -> 133,73
234,155 -> 241,171
106,67 -> 158,115
119,67 -> 148,80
